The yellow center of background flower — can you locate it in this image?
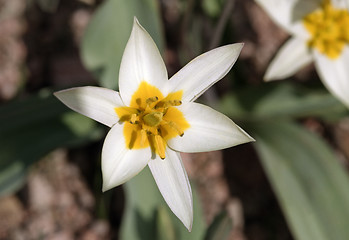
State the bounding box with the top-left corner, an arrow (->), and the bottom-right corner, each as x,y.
303,0 -> 349,59
115,81 -> 190,159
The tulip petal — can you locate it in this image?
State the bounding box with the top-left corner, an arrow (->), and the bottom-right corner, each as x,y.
331,0 -> 349,9
148,149 -> 193,231
54,86 -> 122,127
168,44 -> 243,102
168,102 -> 254,153
313,46 -> 349,108
102,123 -> 152,191
255,0 -> 318,36
264,37 -> 313,81
119,18 -> 168,106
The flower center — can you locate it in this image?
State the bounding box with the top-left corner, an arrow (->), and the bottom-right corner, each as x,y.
143,112 -> 163,127
302,0 -> 349,59
115,81 -> 190,159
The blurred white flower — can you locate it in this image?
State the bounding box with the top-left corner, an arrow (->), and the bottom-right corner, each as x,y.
54,18 -> 254,230
256,0 -> 349,107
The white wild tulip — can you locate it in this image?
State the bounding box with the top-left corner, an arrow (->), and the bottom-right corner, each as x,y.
256,0 -> 349,107
54,18 -> 254,230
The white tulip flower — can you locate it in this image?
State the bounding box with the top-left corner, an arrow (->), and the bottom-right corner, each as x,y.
256,0 -> 349,107
54,18 -> 253,230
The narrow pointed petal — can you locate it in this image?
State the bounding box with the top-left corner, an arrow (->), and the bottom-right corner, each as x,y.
148,149 -> 193,231
102,123 -> 151,191
54,86 -> 122,127
168,44 -> 243,102
313,47 -> 349,108
119,18 -> 168,106
255,0 -> 318,36
168,102 -> 254,153
264,37 -> 313,81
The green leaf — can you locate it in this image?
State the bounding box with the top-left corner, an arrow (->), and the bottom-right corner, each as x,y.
219,82 -> 348,121
155,206 -> 177,240
81,0 -> 163,89
0,91 -> 104,196
202,0 -> 223,18
0,90 -> 66,135
204,211 -> 232,240
251,121 -> 349,240
120,167 -> 206,240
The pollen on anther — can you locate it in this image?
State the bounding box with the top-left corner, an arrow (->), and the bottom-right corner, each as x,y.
146,96 -> 159,105
130,113 -> 138,124
154,135 -> 166,159
166,121 -> 184,137
172,100 -> 182,106
140,129 -> 147,147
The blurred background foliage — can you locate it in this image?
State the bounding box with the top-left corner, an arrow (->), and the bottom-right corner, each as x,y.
0,0 -> 349,239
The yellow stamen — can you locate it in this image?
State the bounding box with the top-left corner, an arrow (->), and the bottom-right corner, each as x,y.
140,129 -> 147,147
146,96 -> 159,105
130,113 -> 138,124
154,134 -> 166,159
164,120 -> 184,137
114,81 -> 190,159
156,100 -> 182,109
303,0 -> 349,59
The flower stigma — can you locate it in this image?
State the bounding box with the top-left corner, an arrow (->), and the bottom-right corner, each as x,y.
115,81 -> 190,159
302,0 -> 349,59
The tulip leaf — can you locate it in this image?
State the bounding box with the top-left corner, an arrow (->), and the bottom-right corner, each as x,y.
0,91 -> 104,196
155,206 -> 177,240
204,211 -> 232,240
120,166 -> 206,240
81,0 -> 163,90
251,121 -> 349,240
202,0 -> 224,18
219,82 -> 347,121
